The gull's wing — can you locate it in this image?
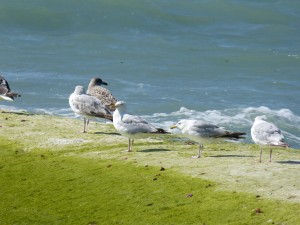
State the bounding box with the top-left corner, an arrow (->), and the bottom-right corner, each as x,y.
252,121 -> 285,145
0,76 -> 21,100
87,86 -> 117,110
0,76 -> 11,95
121,113 -> 157,134
189,121 -> 227,138
70,94 -> 112,121
188,121 -> 245,139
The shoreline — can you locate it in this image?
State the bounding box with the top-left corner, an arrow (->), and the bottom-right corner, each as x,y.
1,110 -> 299,203
1,110 -> 300,224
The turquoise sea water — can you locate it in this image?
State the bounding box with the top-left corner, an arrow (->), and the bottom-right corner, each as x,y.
1,0 -> 300,148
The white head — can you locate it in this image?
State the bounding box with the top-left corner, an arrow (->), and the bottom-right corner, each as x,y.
89,77 -> 108,87
74,86 -> 85,95
170,119 -> 188,130
114,101 -> 127,113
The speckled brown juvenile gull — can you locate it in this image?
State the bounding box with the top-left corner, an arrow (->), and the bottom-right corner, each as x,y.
87,77 -> 117,111
0,75 -> 21,101
69,85 -> 113,133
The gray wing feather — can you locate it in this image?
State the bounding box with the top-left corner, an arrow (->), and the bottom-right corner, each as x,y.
121,114 -> 157,133
72,94 -> 111,116
0,76 -> 21,99
190,121 -> 226,138
253,121 -> 283,143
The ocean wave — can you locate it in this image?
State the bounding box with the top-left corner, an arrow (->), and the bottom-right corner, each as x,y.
151,106 -> 300,125
0,4 -> 72,31
0,105 -> 27,113
2,0 -> 296,34
33,107 -> 73,116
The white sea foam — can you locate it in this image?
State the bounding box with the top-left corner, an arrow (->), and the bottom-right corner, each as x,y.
152,106 -> 300,127
147,106 -> 300,149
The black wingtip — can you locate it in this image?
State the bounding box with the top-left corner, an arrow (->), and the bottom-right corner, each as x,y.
156,128 -> 170,134
220,132 -> 247,139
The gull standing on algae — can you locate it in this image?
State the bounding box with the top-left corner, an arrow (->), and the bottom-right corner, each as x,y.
171,119 -> 246,158
251,116 -> 288,162
113,101 -> 168,152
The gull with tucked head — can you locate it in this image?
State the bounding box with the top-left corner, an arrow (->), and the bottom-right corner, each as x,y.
69,85 -> 113,133
251,115 -> 288,162
113,101 -> 168,152
171,119 -> 246,158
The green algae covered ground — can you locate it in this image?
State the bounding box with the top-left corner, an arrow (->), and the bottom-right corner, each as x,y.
0,111 -> 300,225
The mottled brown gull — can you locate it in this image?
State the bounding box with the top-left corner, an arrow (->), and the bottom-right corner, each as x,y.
87,77 -> 117,112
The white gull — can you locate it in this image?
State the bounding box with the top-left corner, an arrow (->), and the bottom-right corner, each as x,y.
251,116 -> 288,162
171,119 -> 246,158
113,101 -> 168,152
69,86 -> 112,133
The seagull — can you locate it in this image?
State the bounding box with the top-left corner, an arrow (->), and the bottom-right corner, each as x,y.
69,86 -> 113,133
170,119 -> 246,158
113,101 -> 168,152
0,75 -> 21,101
251,116 -> 288,162
87,77 -> 118,111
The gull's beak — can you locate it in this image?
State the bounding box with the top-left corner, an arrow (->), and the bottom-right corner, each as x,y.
102,81 -> 108,86
109,103 -> 117,111
170,125 -> 177,129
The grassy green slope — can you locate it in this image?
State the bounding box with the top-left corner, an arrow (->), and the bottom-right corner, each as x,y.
0,111 -> 299,225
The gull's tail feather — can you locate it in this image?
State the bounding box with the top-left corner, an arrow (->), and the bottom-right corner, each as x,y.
90,107 -> 113,122
95,113 -> 113,122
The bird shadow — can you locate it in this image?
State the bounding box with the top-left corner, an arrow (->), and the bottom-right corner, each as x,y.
139,149 -> 172,153
1,111 -> 34,116
93,132 -> 121,136
209,154 -> 255,158
277,160 -> 300,165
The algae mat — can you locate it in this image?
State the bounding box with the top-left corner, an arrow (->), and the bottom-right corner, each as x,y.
0,111 -> 299,224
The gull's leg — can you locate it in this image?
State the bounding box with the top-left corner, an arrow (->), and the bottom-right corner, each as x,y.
199,143 -> 203,158
128,138 -> 132,152
259,146 -> 263,163
269,148 -> 273,162
192,143 -> 203,158
131,139 -> 134,151
83,117 -> 87,133
87,119 -> 90,131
